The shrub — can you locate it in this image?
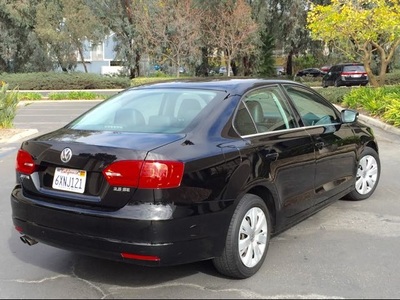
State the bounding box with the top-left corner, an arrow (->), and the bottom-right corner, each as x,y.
343,86 -> 400,127
342,87 -> 388,116
317,88 -> 352,104
385,70 -> 400,86
0,72 -> 131,90
383,99 -> 400,127
131,76 -> 191,86
0,83 -> 19,128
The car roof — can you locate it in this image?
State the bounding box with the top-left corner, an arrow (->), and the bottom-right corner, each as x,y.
130,78 -> 301,95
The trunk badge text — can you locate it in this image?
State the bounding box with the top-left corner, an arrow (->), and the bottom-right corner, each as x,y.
60,148 -> 72,163
113,187 -> 131,192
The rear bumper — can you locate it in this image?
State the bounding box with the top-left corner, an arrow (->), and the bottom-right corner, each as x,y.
340,78 -> 368,86
11,186 -> 233,266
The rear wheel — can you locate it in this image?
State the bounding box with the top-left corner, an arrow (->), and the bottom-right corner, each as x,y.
345,147 -> 380,200
213,194 -> 271,279
334,79 -> 341,87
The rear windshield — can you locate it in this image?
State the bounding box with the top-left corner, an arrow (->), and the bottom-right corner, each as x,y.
343,65 -> 365,72
68,88 -> 224,133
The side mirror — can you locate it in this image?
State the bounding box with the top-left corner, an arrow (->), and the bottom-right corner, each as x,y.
341,109 -> 359,123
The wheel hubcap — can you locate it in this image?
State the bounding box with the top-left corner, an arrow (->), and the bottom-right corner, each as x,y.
238,207 -> 268,268
355,154 -> 378,195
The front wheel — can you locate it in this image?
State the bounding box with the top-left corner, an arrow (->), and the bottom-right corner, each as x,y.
213,194 -> 271,279
345,147 -> 380,200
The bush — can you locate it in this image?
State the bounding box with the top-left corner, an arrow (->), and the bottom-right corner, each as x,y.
343,86 -> 400,126
0,72 -> 131,90
131,76 -> 191,86
0,82 -> 19,128
317,88 -> 352,104
384,70 -> 400,85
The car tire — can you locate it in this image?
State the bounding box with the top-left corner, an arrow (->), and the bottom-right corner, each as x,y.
345,147 -> 380,201
322,80 -> 328,88
213,194 -> 271,279
334,79 -> 341,87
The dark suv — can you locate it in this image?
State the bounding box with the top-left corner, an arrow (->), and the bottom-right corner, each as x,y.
322,63 -> 368,87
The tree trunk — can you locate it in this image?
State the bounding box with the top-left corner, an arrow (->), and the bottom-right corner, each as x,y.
242,56 -> 251,76
286,50 -> 294,76
199,47 -> 209,76
135,51 -> 141,77
227,56 -> 232,77
77,46 -> 88,73
129,67 -> 135,79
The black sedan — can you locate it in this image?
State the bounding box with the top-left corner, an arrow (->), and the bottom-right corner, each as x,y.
296,68 -> 326,77
11,79 -> 380,279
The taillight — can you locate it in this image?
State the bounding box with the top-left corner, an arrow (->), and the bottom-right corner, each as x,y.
139,160 -> 184,189
16,149 -> 37,175
103,160 -> 184,189
103,160 -> 142,187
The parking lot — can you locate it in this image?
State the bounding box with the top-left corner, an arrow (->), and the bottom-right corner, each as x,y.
1,100 -> 400,298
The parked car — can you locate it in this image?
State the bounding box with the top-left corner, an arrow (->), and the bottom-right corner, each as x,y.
322,63 -> 369,87
219,66 -> 232,75
296,68 -> 326,77
11,79 -> 380,279
320,65 -> 331,73
275,66 -> 285,76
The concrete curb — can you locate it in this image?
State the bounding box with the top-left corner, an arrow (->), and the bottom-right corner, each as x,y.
358,114 -> 400,136
4,129 -> 39,144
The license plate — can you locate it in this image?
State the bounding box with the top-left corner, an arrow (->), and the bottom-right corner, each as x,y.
52,167 -> 86,193
351,74 -> 361,78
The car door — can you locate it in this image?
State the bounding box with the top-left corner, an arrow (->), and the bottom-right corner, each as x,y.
232,85 -> 317,220
282,84 -> 357,205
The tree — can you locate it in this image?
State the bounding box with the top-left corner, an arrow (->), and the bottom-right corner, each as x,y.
140,0 -> 202,77
257,31 -> 276,76
35,0 -> 103,73
89,0 -> 148,78
203,0 -> 259,77
307,0 -> 400,87
263,0 -> 315,76
0,0 -> 52,72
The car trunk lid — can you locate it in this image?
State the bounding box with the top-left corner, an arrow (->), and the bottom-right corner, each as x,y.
18,129 -> 185,210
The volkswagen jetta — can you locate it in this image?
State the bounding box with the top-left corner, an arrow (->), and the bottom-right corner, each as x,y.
11,79 -> 380,278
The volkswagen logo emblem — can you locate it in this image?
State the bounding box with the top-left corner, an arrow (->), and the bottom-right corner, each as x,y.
60,148 -> 72,163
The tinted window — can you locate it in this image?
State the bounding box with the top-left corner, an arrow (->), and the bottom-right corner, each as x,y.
283,85 -> 339,127
68,88 -> 222,133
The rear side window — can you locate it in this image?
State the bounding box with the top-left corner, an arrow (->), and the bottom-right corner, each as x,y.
68,88 -> 223,133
